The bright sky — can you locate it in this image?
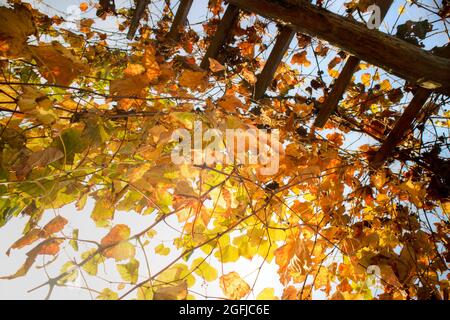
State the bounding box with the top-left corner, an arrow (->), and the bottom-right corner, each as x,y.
0,0 -> 447,300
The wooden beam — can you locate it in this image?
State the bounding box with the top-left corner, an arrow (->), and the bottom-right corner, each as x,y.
227,0 -> 450,96
200,4 -> 240,70
314,56 -> 360,127
167,0 -> 194,40
370,88 -> 432,170
314,0 -> 393,127
127,0 -> 150,40
254,26 -> 295,99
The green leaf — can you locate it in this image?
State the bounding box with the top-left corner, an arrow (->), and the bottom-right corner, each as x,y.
58,261 -> 78,285
91,199 -> 115,227
117,258 -> 139,284
97,288 -> 118,300
81,249 -> 103,276
69,229 -> 79,251
53,128 -> 86,164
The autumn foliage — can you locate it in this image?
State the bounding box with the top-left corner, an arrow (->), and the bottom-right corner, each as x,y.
0,0 -> 449,300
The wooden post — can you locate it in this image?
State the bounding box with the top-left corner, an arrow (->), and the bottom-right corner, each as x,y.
227,0 -> 450,95
370,88 -> 432,170
167,0 -> 194,40
200,4 -> 240,70
253,26 -> 295,100
127,0 -> 150,40
314,0 -> 394,128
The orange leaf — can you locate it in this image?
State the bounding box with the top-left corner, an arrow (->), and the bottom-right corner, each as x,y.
42,216 -> 68,236
291,51 -> 311,67
15,147 -> 64,177
179,70 -> 208,92
0,4 -> 36,58
328,56 -> 342,71
30,42 -> 89,86
219,272 -> 250,300
37,240 -> 61,255
79,2 -> 89,12
242,68 -> 257,84
100,225 -> 135,261
101,224 -> 130,246
8,229 -> 43,253
208,58 -> 225,73
217,94 -> 246,112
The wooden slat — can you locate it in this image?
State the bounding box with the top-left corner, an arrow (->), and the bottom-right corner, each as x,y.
370,88 -> 432,170
314,56 -> 360,127
253,26 -> 295,99
227,0 -> 450,96
127,0 -> 150,40
314,0 -> 393,128
167,0 -> 194,40
200,4 -> 240,70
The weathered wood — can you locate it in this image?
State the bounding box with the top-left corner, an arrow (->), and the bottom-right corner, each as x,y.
314,0 -> 393,127
127,0 -> 150,40
227,0 -> 450,96
167,0 -> 194,40
254,26 -> 295,99
200,4 -> 240,70
370,88 -> 432,170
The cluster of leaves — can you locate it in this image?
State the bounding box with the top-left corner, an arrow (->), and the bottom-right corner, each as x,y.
0,0 -> 449,300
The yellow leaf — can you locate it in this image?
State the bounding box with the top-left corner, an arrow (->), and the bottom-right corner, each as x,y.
137,285 -> 154,300
328,69 -> 340,78
219,272 -> 250,300
157,263 -> 196,288
191,258 -> 218,282
155,243 -> 170,256
97,288 -> 118,300
124,63 -> 146,76
117,258 -> 139,284
442,201 -> 450,215
256,287 -> 277,300
91,199 -> 115,227
380,79 -> 392,91
361,73 -> 371,87
103,241 -> 135,261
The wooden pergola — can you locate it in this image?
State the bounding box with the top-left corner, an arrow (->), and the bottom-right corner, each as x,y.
124,0 -> 450,170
